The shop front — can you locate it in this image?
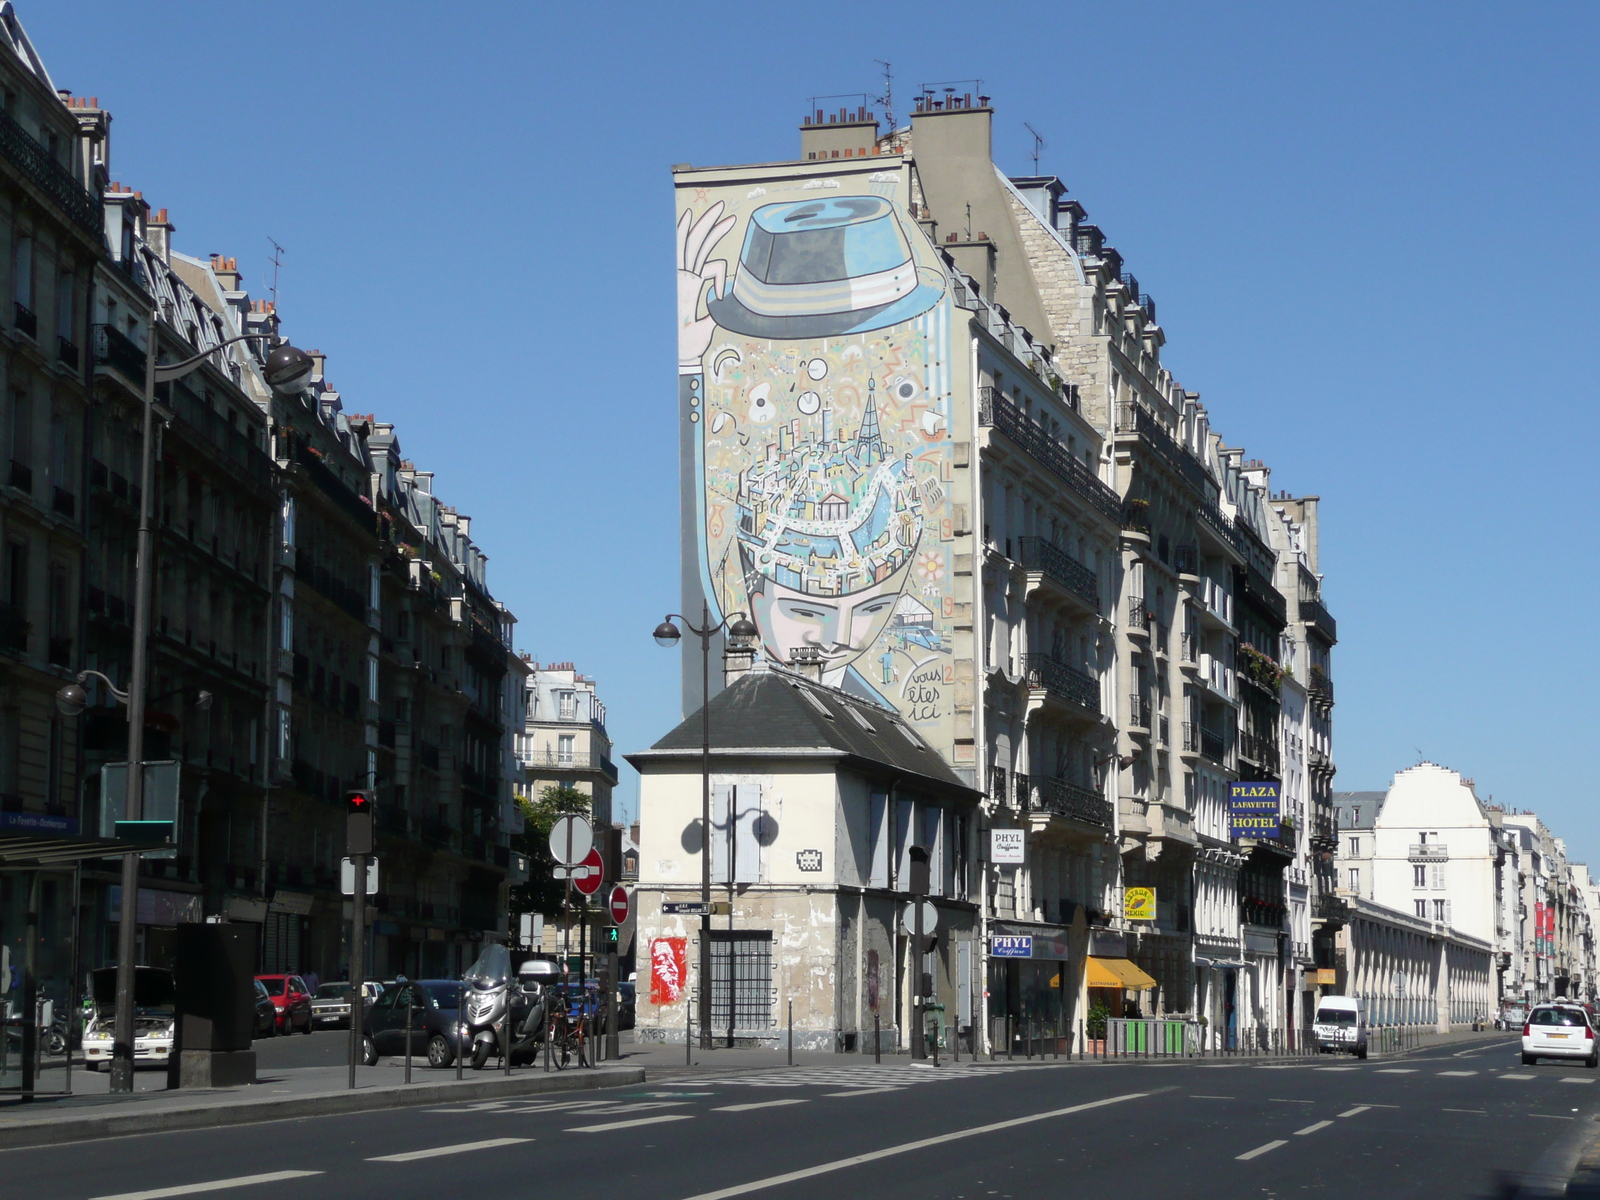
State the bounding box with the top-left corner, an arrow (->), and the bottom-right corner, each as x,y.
988,921 -> 1074,1053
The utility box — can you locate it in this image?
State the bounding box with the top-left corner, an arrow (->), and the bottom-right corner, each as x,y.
168,922 -> 257,1088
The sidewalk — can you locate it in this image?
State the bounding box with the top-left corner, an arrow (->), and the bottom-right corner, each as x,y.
0,1058 -> 643,1149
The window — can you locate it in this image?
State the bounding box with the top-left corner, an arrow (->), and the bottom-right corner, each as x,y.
12,233 -> 31,309
1434,899 -> 1448,923
10,391 -> 30,467
1348,868 -> 1360,890
558,691 -> 576,720
1349,837 -> 1359,858
1413,864 -> 1427,888
1415,900 -> 1427,918
707,930 -> 773,1031
1431,864 -> 1445,889
557,734 -> 574,765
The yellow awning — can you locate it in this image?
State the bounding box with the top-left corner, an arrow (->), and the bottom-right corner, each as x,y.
1085,956 -> 1158,990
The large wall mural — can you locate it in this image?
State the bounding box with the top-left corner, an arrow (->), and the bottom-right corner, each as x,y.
676,164 -> 963,758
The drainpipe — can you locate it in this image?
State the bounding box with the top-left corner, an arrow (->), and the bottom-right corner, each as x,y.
967,332 -> 991,1058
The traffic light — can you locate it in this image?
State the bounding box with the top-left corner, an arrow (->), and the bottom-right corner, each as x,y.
346,790 -> 374,856
602,925 -> 620,949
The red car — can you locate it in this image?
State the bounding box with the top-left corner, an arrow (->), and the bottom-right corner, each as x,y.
255,974 -> 314,1034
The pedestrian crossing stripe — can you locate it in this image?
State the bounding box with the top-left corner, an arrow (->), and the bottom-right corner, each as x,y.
688,1062 -> 1065,1088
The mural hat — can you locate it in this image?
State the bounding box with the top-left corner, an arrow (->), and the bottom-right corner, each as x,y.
708,196 -> 944,339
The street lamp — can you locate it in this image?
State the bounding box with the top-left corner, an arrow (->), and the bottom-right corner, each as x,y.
87,325 -> 312,1094
652,603 -> 757,1050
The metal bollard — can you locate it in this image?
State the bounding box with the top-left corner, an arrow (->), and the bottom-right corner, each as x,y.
456,984 -> 464,1081
1079,1018 -> 1084,1061
404,991 -> 413,1084
874,1012 -> 881,1064
787,999 -> 793,1067
686,996 -> 692,1066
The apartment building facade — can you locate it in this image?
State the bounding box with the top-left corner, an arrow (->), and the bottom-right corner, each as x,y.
665,93 -> 1340,1051
516,660 -> 617,826
0,9 -> 529,987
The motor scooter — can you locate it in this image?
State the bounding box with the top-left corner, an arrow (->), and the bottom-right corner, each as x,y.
463,947 -> 553,1069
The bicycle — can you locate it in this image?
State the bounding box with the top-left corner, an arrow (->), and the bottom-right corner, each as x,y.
548,1007 -> 590,1071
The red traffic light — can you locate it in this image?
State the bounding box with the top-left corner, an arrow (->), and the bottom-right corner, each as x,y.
346,790 -> 374,814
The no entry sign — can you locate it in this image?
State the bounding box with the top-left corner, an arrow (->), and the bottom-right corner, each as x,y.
574,847 -> 604,896
609,885 -> 630,925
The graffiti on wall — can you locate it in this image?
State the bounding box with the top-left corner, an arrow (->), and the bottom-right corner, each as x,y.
677,168 -> 960,753
650,936 -> 687,1005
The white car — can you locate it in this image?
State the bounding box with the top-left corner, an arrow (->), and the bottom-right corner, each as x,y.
1522,1004 -> 1598,1067
1312,995 -> 1368,1058
82,966 -> 175,1070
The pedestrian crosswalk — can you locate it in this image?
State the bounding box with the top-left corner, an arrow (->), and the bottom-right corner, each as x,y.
687,1061 -> 1066,1088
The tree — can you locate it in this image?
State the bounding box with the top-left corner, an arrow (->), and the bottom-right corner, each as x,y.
511,783 -> 591,918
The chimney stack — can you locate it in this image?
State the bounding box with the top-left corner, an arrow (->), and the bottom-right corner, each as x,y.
788,645 -> 825,684
723,638 -> 758,688
146,208 -> 173,264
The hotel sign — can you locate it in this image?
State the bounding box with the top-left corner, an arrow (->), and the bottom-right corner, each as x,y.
1228,781 -> 1280,839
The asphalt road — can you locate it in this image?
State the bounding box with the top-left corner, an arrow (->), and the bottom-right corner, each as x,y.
14,1036 -> 1599,1200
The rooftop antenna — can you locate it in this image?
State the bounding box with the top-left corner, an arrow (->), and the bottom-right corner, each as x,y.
1024,122 -> 1047,174
266,237 -> 285,310
873,59 -> 895,137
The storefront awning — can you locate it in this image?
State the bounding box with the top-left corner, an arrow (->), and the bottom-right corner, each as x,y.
1086,956 -> 1158,990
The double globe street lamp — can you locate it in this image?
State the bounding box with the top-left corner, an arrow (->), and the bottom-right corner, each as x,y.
62,328 -> 314,1093
652,605 -> 757,1050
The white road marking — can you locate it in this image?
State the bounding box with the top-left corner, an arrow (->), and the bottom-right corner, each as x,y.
368,1138 -> 530,1163
823,1087 -> 905,1097
672,1092 -> 1150,1200
1317,1067 -> 1358,1072
714,1099 -> 810,1112
1237,1140 -> 1288,1161
1191,1095 -> 1234,1099
1294,1121 -> 1333,1135
1268,1098 -> 1315,1103
91,1173 -> 324,1200
1338,1106 -> 1371,1118
1501,1074 -> 1536,1080
1443,1109 -> 1487,1115
1561,1077 -> 1596,1084
1376,1069 -> 1416,1074
1438,1070 -> 1478,1077
567,1114 -> 697,1133
1530,1114 -> 1576,1120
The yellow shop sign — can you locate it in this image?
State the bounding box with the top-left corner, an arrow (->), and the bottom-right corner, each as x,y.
1124,887 -> 1156,922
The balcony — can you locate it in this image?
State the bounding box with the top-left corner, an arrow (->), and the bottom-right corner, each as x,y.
1179,632 -> 1199,666
0,104 -> 103,237
1020,653 -> 1099,715
47,635 -> 71,667
1197,498 -> 1244,557
1409,844 -> 1449,862
1030,776 -> 1112,828
7,460 -> 29,494
1308,665 -> 1334,707
1121,498 -> 1150,535
52,487 -> 74,518
1314,893 -> 1350,926
1298,573 -> 1338,644
1199,577 -> 1233,628
1126,594 -> 1150,635
93,323 -> 145,385
1173,544 -> 1198,576
520,748 -> 620,781
1181,721 -> 1198,754
57,336 -> 79,370
990,765 -> 1008,804
1114,401 -> 1209,494
1127,692 -> 1150,731
1198,653 -> 1236,702
1238,729 -> 1280,775
978,388 -> 1121,522
1015,536 -> 1099,611
1308,746 -> 1335,776
1236,644 -> 1283,695
1200,726 -> 1229,765
13,301 -> 36,340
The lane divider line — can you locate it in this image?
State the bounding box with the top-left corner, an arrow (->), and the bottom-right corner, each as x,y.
673,1091 -> 1153,1200
91,1172 -> 325,1200
1501,1074 -> 1537,1080
1294,1121 -> 1333,1136
1443,1109 -> 1487,1115
1190,1095 -> 1234,1100
369,1138 -> 531,1163
714,1099 -> 811,1113
1561,1078 -> 1597,1084
823,1088 -> 905,1097
569,1114 -> 697,1134
1438,1071 -> 1478,1077
1237,1140 -> 1288,1161
1338,1106 -> 1371,1118
1376,1069 -> 1417,1074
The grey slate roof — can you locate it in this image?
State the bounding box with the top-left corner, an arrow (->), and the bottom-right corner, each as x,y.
1334,791 -> 1384,830
627,665 -> 976,800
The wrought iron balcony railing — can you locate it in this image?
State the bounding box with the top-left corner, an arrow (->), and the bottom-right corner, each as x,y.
1015,536 -> 1099,610
1030,776 -> 1112,828
1114,401 -> 1209,494
1023,653 -> 1099,713
1409,844 -> 1448,862
980,386 -> 1121,521
0,104 -> 102,236
93,323 -> 145,383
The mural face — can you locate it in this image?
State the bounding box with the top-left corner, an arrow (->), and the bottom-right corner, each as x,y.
677,167 -> 960,751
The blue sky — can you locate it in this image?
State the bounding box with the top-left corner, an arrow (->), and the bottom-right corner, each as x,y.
29,3 -> 1599,857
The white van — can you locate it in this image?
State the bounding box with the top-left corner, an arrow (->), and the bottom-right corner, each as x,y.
1312,995 -> 1368,1058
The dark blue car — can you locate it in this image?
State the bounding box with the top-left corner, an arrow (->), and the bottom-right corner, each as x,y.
361,979 -> 467,1068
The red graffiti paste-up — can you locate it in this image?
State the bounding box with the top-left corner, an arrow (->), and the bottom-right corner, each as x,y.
650,936 -> 688,1005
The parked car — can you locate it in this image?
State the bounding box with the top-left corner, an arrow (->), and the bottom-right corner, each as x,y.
83,967 -> 175,1070
311,981 -> 382,1029
253,979 -> 278,1038
255,974 -> 314,1035
617,981 -> 636,1031
1523,1003 -> 1598,1067
362,979 -> 467,1068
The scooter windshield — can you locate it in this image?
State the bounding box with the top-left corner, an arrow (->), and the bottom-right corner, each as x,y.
464,943 -> 512,989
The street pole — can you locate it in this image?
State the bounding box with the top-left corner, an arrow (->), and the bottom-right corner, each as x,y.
700,600 -> 713,1051
912,897 -> 925,1060
108,321 -> 160,1095
349,850 -> 366,1089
